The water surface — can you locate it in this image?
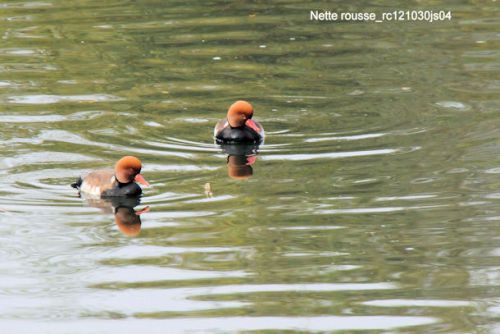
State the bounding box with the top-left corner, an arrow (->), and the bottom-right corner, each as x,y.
0,0 -> 499,333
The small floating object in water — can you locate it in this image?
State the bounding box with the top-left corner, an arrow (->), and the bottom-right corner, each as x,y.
204,182 -> 213,198
214,100 -> 264,144
71,156 -> 149,198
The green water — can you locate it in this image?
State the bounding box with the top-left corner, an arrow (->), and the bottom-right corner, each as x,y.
0,0 -> 499,333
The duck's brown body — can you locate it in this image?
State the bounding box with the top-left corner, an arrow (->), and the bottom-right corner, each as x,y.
72,169 -> 142,198
71,156 -> 147,198
79,169 -> 115,195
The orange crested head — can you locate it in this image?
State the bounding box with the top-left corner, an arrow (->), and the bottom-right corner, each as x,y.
227,100 -> 254,128
114,156 -> 149,185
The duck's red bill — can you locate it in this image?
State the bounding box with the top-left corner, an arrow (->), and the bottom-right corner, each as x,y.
134,174 -> 150,186
246,119 -> 261,134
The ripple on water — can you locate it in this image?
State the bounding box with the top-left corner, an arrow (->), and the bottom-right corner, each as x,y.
436,101 -> 471,111
314,204 -> 448,215
0,152 -> 95,168
0,48 -> 44,56
91,245 -> 239,260
19,130 -> 196,159
7,94 -> 123,104
261,148 -> 399,161
0,63 -> 57,72
304,132 -> 386,143
266,225 -> 344,231
0,316 -> 438,332
0,111 -> 106,123
83,266 -> 248,284
0,0 -> 496,331
363,299 -> 473,307
79,283 -> 397,314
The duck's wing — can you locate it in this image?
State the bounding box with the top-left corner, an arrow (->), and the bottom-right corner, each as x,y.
246,119 -> 265,139
80,169 -> 116,197
214,119 -> 229,137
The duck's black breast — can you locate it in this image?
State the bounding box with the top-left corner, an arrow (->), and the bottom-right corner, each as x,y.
101,182 -> 142,197
215,126 -> 262,144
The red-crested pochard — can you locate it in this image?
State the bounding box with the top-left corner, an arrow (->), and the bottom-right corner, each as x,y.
71,156 -> 149,197
214,100 -> 264,144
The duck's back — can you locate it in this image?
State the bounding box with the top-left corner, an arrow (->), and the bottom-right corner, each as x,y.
73,169 -> 142,198
78,169 -> 116,197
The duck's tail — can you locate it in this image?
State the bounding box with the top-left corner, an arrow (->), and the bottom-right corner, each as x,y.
71,177 -> 83,189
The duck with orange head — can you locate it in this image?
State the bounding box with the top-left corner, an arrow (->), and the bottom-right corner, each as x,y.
71,156 -> 149,198
214,100 -> 264,144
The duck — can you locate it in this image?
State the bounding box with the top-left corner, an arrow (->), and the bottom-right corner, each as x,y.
71,156 -> 149,198
214,100 -> 264,144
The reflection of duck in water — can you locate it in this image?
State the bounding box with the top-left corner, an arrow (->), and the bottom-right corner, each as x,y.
112,197 -> 149,237
214,100 -> 264,144
221,144 -> 259,180
115,206 -> 147,237
83,196 -> 149,237
71,156 -> 149,197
